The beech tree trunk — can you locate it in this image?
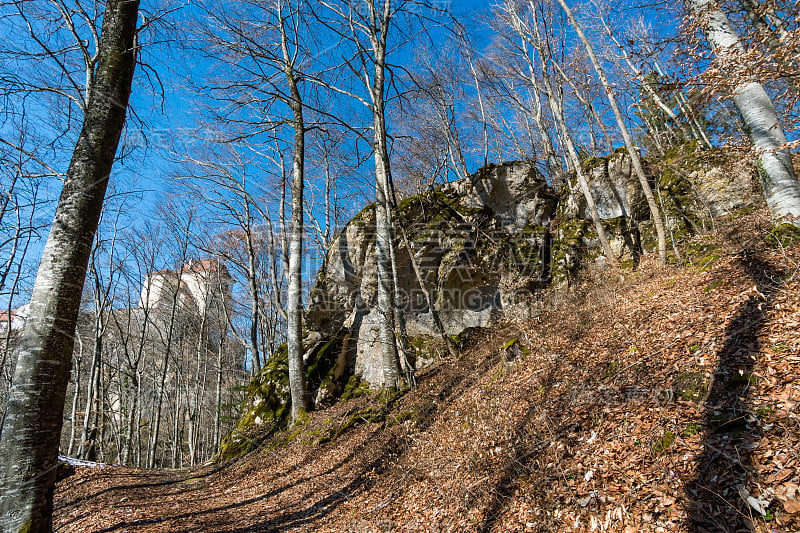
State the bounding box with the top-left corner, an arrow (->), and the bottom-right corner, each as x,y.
244,203 -> 262,373
280,6 -> 309,423
557,0 -> 668,263
688,0 -> 800,225
0,1 -> 139,530
286,102 -> 308,421
536,54 -> 617,264
527,12 -> 617,263
372,0 -> 403,391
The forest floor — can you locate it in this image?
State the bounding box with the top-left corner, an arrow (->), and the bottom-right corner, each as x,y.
54,208 -> 800,532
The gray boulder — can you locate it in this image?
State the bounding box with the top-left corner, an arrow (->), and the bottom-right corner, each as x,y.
307,161 -> 557,386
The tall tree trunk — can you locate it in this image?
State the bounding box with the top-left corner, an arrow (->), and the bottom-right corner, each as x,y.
214,337 -> 224,447
121,371 -> 138,465
0,1 -> 139,529
78,319 -> 102,460
529,12 -> 617,264
66,339 -> 83,458
557,0 -> 668,263
280,9 -> 309,424
372,0 -> 403,391
538,58 -> 617,265
134,370 -> 143,467
387,213 -> 415,387
171,387 -> 181,468
688,0 -> 800,224
244,205 -> 262,373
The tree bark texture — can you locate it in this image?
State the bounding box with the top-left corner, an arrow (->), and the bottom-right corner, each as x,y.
280,7 -> 309,423
688,0 -> 800,224
372,0 -> 403,391
0,1 -> 139,530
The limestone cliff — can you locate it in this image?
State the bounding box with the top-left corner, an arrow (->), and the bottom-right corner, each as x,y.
306,161 -> 557,387
218,145 -> 758,460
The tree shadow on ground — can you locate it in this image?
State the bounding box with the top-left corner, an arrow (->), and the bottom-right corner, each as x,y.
475,362 -> 564,533
74,332 -> 505,532
686,247 -> 784,532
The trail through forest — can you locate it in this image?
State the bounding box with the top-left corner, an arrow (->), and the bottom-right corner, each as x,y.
54,208 -> 800,532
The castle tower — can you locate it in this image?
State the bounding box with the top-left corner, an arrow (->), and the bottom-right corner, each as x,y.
139,258 -> 233,322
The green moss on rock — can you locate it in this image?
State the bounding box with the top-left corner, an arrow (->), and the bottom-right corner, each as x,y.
216,330 -> 350,462
657,166 -> 702,240
580,155 -> 608,174
552,219 -> 595,284
340,375 -> 371,401
768,223 -> 800,247
407,335 -> 447,366
683,422 -> 702,437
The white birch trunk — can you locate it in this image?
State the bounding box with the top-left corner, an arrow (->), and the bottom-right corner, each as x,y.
687,0 -> 800,224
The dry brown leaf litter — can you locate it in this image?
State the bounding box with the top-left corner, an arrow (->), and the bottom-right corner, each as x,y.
54,208 -> 800,532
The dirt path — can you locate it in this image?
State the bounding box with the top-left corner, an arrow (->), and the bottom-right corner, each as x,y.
55,211 -> 800,532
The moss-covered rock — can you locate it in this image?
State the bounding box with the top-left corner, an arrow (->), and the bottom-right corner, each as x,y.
657,165 -> 703,240
340,375 -> 371,401
406,335 -> 446,367
768,223 -> 800,247
218,149 -> 760,461
307,161 -> 558,387
551,218 -> 599,285
216,330 -> 351,462
500,337 -> 530,362
558,144 -> 756,270
655,141 -> 756,228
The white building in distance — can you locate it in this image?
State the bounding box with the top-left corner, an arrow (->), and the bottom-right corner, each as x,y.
139,258 -> 233,320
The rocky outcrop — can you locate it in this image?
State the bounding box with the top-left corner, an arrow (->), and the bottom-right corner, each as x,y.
217,162 -> 559,460
307,162 -> 557,386
218,147 -> 758,461
552,145 -> 758,280
566,152 -> 649,221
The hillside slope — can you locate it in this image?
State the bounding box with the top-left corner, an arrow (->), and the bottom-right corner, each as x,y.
54,208 -> 800,532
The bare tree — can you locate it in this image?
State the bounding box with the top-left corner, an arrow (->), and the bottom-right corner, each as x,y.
146,205 -> 194,468
687,0 -> 800,225
737,0 -> 799,93
77,220 -> 121,461
554,0 -> 667,263
180,151 -> 270,374
198,0 -> 310,420
0,0 -> 140,529
316,0 -> 410,389
487,1 -> 616,262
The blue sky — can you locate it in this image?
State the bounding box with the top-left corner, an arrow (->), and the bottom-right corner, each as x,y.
4,0 -> 793,312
